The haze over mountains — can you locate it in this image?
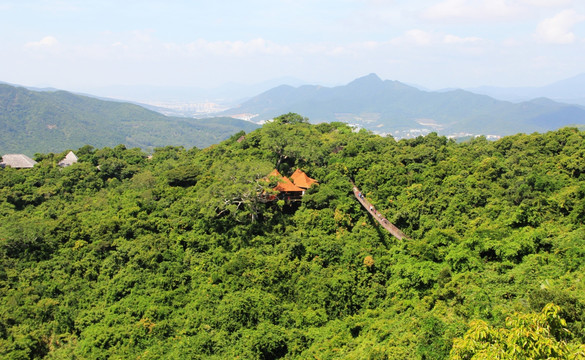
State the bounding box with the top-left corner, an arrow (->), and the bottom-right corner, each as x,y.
0,84 -> 258,156
80,76 -> 310,104
222,73 -> 585,138
468,73 -> 585,106
2,72 -> 585,155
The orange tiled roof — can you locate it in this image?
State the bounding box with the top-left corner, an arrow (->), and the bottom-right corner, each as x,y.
290,169 -> 318,189
268,169 -> 304,192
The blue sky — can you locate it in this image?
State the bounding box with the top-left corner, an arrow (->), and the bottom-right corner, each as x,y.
1,0 -> 584,97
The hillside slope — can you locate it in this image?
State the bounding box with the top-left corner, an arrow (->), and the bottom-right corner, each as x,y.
223,74 -> 585,137
1,114 -> 584,359
0,84 -> 258,155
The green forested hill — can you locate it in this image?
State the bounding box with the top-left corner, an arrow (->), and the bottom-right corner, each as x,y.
1,114 -> 584,359
0,84 -> 258,155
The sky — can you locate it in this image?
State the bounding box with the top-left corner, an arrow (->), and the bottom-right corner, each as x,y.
1,0 -> 584,98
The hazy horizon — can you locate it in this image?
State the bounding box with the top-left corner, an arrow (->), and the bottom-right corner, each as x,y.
4,71 -> 584,105
1,1 -> 584,99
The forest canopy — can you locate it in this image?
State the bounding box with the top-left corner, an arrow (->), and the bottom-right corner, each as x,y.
1,113 -> 585,359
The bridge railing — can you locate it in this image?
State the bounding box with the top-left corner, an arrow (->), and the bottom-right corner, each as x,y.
352,185 -> 409,240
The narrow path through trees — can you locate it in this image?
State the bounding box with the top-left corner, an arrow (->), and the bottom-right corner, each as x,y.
352,184 -> 409,240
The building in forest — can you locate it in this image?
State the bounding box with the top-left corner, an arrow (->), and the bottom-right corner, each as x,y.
263,169 -> 317,201
290,168 -> 318,190
58,151 -> 78,167
0,154 -> 37,169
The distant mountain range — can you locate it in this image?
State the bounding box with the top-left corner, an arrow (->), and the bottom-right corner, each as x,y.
222,73 -> 585,138
3,73 -> 585,153
0,84 -> 258,156
468,73 -> 585,106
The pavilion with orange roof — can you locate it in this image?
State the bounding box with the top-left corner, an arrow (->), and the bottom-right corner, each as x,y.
263,169 -> 318,201
290,168 -> 318,190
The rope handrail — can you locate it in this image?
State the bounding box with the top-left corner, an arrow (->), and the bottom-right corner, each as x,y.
352,185 -> 409,240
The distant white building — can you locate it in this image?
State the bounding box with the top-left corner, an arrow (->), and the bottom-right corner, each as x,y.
58,151 -> 78,167
0,154 -> 37,169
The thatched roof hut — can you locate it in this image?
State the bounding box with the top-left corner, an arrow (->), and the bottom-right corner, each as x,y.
58,151 -> 78,167
0,154 -> 37,169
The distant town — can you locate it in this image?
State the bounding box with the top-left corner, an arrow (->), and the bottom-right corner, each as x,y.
143,101 -> 229,117
144,101 -> 503,141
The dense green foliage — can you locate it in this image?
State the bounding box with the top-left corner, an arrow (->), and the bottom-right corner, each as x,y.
450,303 -> 585,359
1,113 -> 585,359
0,84 -> 258,155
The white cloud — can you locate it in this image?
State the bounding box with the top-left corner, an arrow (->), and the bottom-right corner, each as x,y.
422,0 -> 522,21
71,35 -> 294,61
408,29 -> 433,45
328,46 -> 348,56
131,30 -> 154,43
181,38 -> 292,57
389,30 -> 486,47
443,34 -> 483,44
391,29 -> 434,45
502,38 -> 522,47
518,0 -> 573,6
535,9 -> 585,44
362,40 -> 380,50
24,36 -> 59,49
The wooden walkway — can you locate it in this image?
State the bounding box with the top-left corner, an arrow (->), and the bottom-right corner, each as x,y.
352,185 -> 409,240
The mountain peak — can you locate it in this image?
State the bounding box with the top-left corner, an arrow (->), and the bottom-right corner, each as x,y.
349,73 -> 382,85
345,74 -> 385,91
